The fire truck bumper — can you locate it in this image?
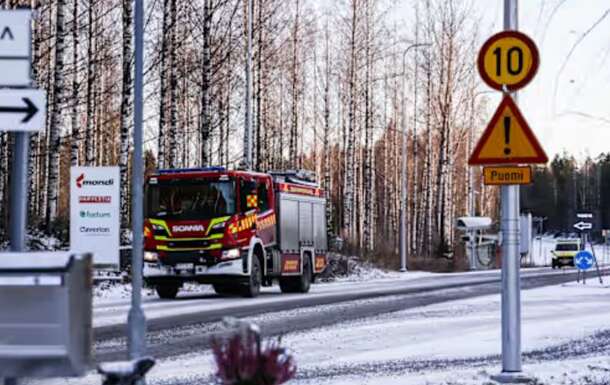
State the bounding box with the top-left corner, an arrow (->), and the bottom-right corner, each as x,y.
143,259 -> 249,285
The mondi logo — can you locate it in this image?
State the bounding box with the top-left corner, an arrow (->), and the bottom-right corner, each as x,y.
80,210 -> 111,219
76,173 -> 114,188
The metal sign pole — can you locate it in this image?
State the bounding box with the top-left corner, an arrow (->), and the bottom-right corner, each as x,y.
589,241 -> 603,285
500,0 -> 523,377
8,132 -> 29,252
4,9 -> 33,385
500,184 -> 521,373
127,0 -> 146,360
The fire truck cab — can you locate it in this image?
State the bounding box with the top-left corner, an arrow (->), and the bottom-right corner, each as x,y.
143,167 -> 328,299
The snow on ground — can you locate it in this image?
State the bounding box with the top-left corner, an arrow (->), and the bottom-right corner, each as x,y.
42,278 -> 610,385
91,265 -> 431,305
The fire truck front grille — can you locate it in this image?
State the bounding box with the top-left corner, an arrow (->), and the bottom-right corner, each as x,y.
164,239 -> 213,249
162,251 -> 218,266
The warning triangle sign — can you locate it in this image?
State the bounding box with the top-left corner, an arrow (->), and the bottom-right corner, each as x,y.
469,94 -> 548,165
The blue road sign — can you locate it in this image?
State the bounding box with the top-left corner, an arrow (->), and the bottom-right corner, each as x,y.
575,250 -> 594,270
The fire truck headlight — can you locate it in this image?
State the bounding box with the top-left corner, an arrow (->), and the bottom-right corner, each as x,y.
211,222 -> 226,230
221,248 -> 241,261
144,251 -> 159,263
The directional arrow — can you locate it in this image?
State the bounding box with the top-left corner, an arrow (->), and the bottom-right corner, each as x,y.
0,89 -> 46,132
573,221 -> 593,231
0,97 -> 38,123
575,250 -> 594,270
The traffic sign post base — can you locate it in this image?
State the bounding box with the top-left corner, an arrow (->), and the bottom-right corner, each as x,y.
491,371 -> 535,384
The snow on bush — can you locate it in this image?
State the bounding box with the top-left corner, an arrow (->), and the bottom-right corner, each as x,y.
0,228 -> 65,251
318,252 -> 400,283
212,320 -> 296,385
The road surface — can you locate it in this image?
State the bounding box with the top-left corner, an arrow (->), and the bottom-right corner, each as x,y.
94,267 -> 608,362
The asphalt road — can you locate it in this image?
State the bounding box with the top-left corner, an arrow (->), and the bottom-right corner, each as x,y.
94,267 -> 608,362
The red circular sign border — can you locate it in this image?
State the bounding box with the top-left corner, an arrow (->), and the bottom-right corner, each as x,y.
477,30 -> 540,92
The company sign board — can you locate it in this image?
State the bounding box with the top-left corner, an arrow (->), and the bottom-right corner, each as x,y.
70,167 -> 120,268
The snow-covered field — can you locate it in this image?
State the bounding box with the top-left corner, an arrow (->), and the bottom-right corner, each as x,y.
39,278 -> 610,385
143,280 -> 610,385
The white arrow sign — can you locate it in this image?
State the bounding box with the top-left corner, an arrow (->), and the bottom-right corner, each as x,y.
0,10 -> 32,87
573,221 -> 593,231
0,89 -> 46,132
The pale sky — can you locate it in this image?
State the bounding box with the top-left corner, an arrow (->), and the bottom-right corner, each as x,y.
476,0 -> 610,160
397,0 -> 610,161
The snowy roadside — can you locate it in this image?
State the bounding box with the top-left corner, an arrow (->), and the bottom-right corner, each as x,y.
91,262 -> 429,305
44,278 -> 610,385
286,280 -> 610,385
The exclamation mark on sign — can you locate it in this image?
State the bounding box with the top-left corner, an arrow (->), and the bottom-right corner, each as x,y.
503,116 -> 511,155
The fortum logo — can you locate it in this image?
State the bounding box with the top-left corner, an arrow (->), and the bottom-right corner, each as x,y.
76,173 -> 114,188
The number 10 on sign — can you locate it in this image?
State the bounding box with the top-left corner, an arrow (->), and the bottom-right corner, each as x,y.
478,31 -> 539,92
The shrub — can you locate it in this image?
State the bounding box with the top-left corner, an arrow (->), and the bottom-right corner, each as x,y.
212,322 -> 296,385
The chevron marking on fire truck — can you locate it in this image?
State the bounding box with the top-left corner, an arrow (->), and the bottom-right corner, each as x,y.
257,214 -> 276,230
235,214 -> 257,232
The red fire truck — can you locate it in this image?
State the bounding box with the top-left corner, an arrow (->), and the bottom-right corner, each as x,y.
143,167 -> 328,299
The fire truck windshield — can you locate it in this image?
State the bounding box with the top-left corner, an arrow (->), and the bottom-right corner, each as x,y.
146,179 -> 236,220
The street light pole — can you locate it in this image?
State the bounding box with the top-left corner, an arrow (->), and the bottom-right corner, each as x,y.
496,0 -> 526,381
400,43 -> 430,272
243,0 -> 253,170
127,0 -> 146,360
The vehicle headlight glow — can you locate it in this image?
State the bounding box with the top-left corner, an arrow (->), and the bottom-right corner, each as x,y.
211,221 -> 226,230
221,248 -> 241,260
144,251 -> 159,262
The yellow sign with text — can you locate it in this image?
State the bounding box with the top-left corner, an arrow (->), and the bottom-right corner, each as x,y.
483,166 -> 532,185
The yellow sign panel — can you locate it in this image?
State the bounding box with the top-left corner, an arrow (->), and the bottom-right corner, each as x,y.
483,166 -> 532,185
469,95 -> 547,165
477,31 -> 539,92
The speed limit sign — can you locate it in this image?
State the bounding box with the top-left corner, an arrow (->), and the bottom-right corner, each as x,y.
477,31 -> 539,92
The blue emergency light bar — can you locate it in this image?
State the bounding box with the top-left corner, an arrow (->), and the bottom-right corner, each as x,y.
156,166 -> 226,174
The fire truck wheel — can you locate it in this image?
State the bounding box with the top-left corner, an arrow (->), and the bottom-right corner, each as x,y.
242,255 -> 262,298
279,254 -> 312,294
156,284 -> 179,299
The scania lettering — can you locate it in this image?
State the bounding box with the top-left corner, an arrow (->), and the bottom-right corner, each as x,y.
143,167 -> 328,299
172,224 -> 206,233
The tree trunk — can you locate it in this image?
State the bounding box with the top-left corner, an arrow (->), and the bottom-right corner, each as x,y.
167,0 -> 178,168
46,0 -> 66,229
289,0 -> 299,168
342,0 -> 357,240
157,0 -> 170,168
200,0 -> 211,166
119,0 -> 133,227
85,0 -> 95,165
70,0 -> 79,166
